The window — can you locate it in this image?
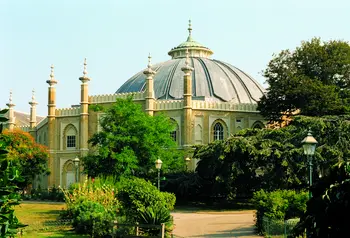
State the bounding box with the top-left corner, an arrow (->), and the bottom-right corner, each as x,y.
213,122 -> 224,141
170,130 -> 177,142
67,135 -> 76,148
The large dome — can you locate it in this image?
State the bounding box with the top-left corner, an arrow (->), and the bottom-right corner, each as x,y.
116,21 -> 265,104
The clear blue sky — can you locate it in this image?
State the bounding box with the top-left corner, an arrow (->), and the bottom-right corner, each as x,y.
1,0 -> 349,115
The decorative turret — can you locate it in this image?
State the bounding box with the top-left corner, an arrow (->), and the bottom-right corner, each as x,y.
79,58 -> 90,156
168,20 -> 213,59
29,89 -> 38,129
46,64 -> 57,187
181,49 -> 194,147
6,90 -> 15,131
143,53 -> 156,116
46,64 -> 57,118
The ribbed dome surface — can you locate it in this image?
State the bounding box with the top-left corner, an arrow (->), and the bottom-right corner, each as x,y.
116,57 -> 265,104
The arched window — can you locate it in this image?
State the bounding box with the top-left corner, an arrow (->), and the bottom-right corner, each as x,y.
64,124 -> 78,150
252,121 -> 264,129
213,122 -> 224,141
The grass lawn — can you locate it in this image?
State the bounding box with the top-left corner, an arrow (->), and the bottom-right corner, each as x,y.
15,201 -> 88,238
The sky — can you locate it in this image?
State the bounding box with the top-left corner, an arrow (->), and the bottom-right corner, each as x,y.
1,0 -> 350,116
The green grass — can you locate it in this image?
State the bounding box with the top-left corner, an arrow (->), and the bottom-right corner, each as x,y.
15,202 -> 89,238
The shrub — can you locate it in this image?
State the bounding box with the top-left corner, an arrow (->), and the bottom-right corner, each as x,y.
252,189 -> 308,234
71,199 -> 117,237
117,177 -> 176,236
60,177 -> 120,236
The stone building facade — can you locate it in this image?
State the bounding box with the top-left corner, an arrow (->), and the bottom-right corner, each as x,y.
4,21 -> 265,188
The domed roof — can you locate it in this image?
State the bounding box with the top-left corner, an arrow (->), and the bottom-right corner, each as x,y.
116,21 -> 265,104
117,57 -> 264,103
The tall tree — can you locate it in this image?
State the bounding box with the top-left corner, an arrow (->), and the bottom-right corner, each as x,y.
258,38 -> 350,121
83,97 -> 184,178
0,130 -> 49,191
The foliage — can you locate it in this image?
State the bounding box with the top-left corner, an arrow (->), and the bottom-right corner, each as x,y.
0,109 -> 26,237
0,130 -> 49,191
83,96 -> 184,179
60,177 -> 119,236
292,161 -> 350,238
117,177 -> 175,236
136,205 -> 173,237
258,38 -> 350,121
71,200 -> 117,237
252,189 -> 308,234
23,186 -> 64,201
193,115 -> 350,201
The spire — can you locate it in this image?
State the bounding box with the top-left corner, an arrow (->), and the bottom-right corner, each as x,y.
6,90 -> 15,107
8,90 -> 13,105
147,53 -> 152,69
187,19 -> 192,40
185,49 -> 190,66
143,53 -> 156,76
83,58 -> 88,77
79,58 -> 90,82
29,89 -> 38,106
46,64 -> 57,86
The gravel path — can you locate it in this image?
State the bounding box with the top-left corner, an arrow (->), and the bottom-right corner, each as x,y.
171,210 -> 262,238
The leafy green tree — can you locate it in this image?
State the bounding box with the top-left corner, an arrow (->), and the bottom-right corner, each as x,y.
258,38 -> 350,121
0,109 -> 26,237
193,115 -> 350,200
0,130 -> 49,191
292,161 -> 350,238
83,97 -> 184,178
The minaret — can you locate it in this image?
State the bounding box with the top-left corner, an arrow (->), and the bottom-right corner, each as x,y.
143,53 -> 156,116
79,58 -> 90,157
29,89 -> 38,131
46,64 -> 57,187
181,49 -> 194,147
6,91 -> 15,131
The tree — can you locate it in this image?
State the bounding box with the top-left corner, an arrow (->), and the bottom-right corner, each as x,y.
258,38 -> 350,122
0,109 -> 26,236
0,130 -> 49,191
193,115 -> 350,200
292,161 -> 350,237
83,97 -> 184,178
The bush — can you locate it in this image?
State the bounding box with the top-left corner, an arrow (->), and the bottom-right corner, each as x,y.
71,199 -> 117,237
117,177 -> 176,236
60,177 -> 120,236
252,189 -> 308,234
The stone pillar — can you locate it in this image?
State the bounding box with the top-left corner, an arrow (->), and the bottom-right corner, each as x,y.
29,89 -> 38,137
181,49 -> 194,147
46,65 -> 57,187
143,53 -> 156,116
6,91 -> 15,131
79,58 -> 90,160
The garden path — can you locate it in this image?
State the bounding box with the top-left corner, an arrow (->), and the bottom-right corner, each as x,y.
171,210 -> 262,238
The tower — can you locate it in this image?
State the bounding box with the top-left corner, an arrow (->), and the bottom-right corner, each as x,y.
79,58 -> 90,158
46,64 -> 57,186
29,89 -> 38,136
143,53 -> 156,116
181,49 -> 194,147
6,91 -> 15,131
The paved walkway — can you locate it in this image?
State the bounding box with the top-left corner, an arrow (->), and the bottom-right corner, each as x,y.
172,210 -> 262,238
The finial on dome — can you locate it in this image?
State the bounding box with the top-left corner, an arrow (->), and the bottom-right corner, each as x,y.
9,90 -> 13,104
83,58 -> 88,77
50,64 -> 54,80
187,19 -> 193,42
143,53 -> 156,76
31,89 -> 35,102
147,53 -> 152,69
